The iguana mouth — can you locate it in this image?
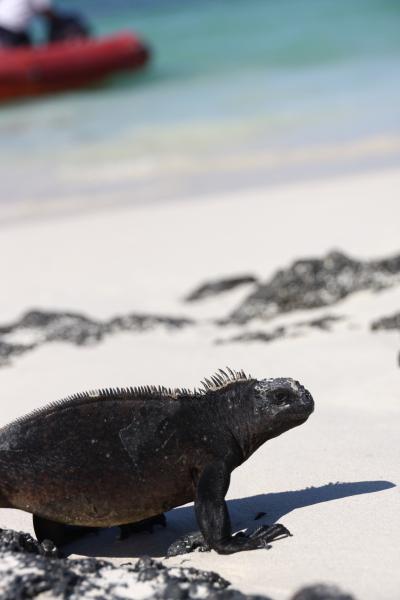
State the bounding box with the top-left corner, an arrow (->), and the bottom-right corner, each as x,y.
295,381 -> 314,409
292,386 -> 314,420
303,388 -> 314,410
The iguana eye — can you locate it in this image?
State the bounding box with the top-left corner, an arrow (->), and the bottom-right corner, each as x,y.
274,391 -> 288,404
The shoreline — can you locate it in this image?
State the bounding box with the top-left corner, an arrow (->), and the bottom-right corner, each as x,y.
0,143 -> 399,229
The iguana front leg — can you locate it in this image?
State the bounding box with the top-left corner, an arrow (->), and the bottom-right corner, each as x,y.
167,461 -> 290,556
196,461 -> 290,554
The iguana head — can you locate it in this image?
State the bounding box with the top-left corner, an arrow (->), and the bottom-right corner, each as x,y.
243,376 -> 314,456
198,369 -> 314,460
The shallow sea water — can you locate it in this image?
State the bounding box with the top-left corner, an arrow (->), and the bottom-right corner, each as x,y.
0,0 -> 399,219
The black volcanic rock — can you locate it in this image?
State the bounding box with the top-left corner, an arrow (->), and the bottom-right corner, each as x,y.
109,313 -> 193,332
20,310 -> 104,345
0,528 -> 57,558
0,309 -> 194,367
215,315 -> 342,345
231,250 -> 400,322
215,327 -> 287,345
185,275 -> 258,302
371,312 -> 400,331
371,311 -> 400,367
295,315 -> 343,331
0,340 -> 34,363
0,529 -> 272,600
292,584 -> 355,600
0,529 -> 357,600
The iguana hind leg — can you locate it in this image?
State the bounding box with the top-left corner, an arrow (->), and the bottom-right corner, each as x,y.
118,513 -> 167,540
33,515 -> 94,547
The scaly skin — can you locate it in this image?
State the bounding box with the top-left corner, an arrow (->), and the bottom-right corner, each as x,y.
0,368 -> 314,554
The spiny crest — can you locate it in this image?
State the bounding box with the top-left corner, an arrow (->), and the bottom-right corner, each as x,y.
4,386 -> 186,429
200,367 -> 252,393
5,368 -> 252,429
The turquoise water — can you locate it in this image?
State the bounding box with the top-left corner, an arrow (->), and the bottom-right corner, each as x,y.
0,0 -> 399,217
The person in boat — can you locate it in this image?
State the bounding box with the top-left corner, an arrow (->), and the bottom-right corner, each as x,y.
0,0 -> 89,48
0,0 -> 56,47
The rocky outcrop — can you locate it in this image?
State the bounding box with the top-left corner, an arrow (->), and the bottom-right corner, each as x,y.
292,585 -> 355,600
185,275 -> 257,302
215,327 -> 287,345
215,315 -> 342,345
371,311 -> 400,366
371,312 -> 400,332
0,309 -> 193,367
230,251 -> 400,322
0,528 -> 356,600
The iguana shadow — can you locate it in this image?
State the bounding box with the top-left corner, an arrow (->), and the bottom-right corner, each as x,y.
67,479 -> 395,558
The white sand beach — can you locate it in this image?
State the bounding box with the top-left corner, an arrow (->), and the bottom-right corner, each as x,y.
0,167 -> 399,599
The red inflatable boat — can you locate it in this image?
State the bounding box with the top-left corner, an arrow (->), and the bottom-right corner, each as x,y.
0,32 -> 150,102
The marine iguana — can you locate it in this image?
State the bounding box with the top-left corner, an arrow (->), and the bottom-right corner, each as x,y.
0,368 -> 314,555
